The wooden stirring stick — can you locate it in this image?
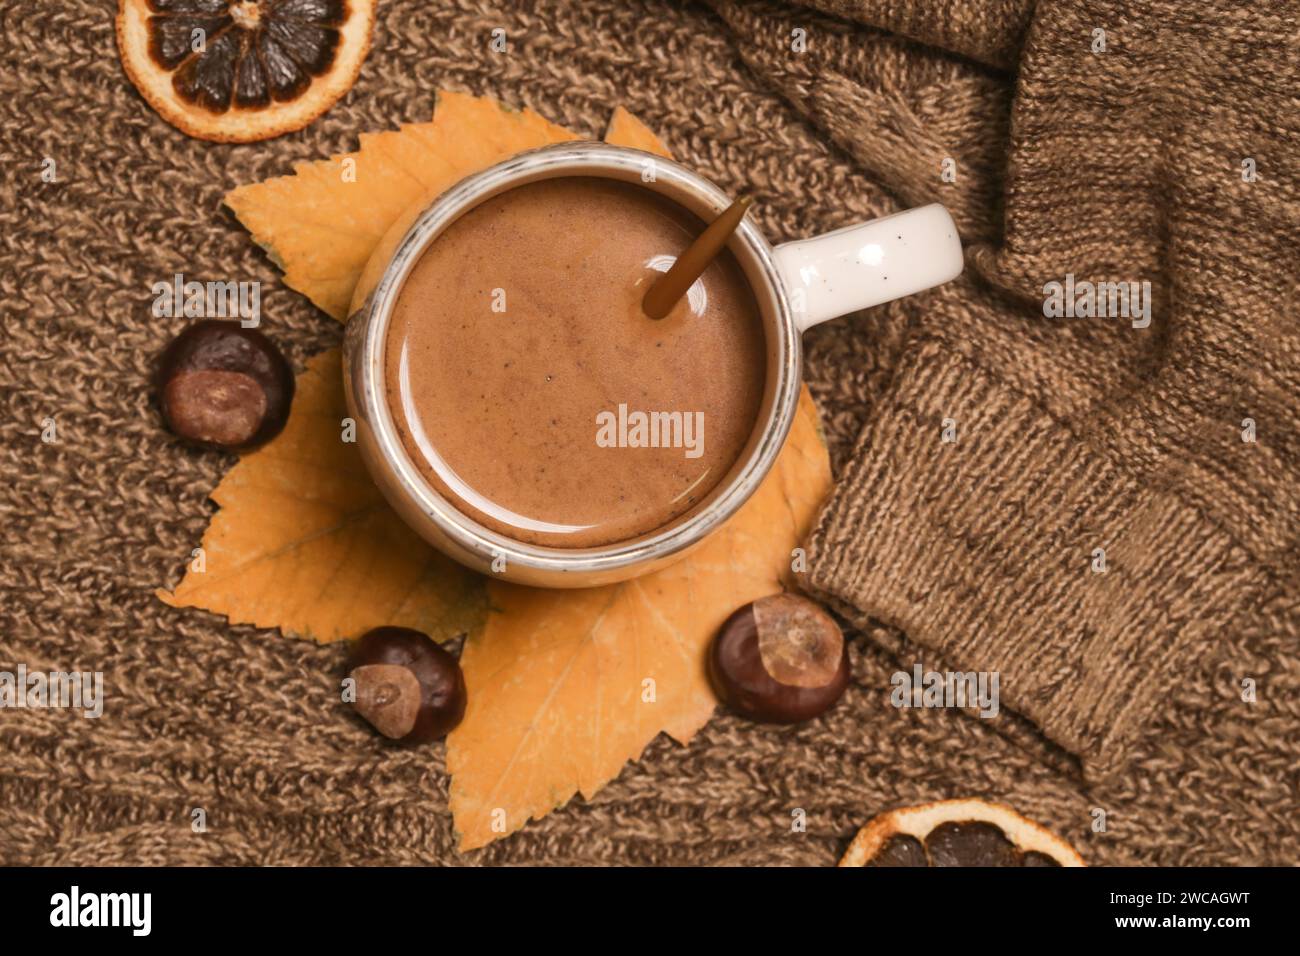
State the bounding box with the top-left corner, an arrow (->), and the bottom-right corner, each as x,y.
642,195 -> 753,319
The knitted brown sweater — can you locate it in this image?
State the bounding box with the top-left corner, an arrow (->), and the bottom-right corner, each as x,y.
712,0 -> 1300,778
2,0 -> 1296,866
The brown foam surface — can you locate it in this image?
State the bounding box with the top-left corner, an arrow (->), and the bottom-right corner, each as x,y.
385,177 -> 766,548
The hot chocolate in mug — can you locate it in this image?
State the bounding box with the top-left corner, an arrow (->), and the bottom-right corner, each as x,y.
343,142 -> 963,587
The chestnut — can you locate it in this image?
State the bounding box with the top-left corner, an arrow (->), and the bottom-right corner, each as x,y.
156,320 -> 294,451
709,592 -> 849,723
346,627 -> 466,742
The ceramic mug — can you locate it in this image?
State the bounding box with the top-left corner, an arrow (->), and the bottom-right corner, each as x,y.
343,142 -> 963,587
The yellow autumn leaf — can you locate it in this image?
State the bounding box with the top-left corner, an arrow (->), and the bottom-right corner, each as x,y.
224,90 -> 579,320
603,106 -> 673,158
156,349 -> 486,644
447,389 -> 831,850
176,101 -> 832,855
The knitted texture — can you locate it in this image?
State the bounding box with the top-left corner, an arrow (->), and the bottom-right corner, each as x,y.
0,0 -> 1296,865
714,0 -> 1300,779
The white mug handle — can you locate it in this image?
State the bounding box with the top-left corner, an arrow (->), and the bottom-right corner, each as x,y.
774,203 -> 964,332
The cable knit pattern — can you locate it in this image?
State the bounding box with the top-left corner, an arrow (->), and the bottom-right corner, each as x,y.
739,0 -> 1299,778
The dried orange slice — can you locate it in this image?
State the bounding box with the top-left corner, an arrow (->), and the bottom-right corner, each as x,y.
839,798 -> 1086,867
116,0 -> 374,142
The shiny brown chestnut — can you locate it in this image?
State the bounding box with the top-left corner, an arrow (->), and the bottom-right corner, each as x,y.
156,320 -> 294,451
346,627 -> 466,743
709,592 -> 849,723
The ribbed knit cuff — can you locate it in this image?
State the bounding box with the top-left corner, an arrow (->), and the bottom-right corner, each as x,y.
807,336 -> 1265,780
